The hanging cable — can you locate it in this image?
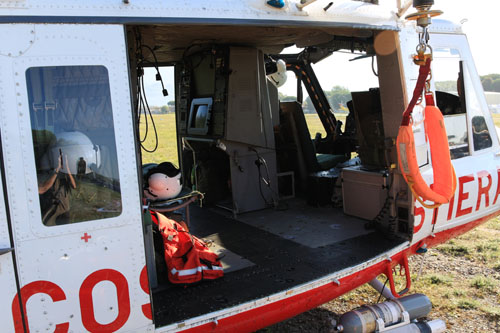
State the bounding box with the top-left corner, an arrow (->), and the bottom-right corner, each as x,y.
250,147 -> 278,208
376,278 -> 390,303
134,28 -> 168,153
371,56 -> 379,77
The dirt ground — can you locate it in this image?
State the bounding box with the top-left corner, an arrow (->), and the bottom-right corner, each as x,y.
259,219 -> 500,333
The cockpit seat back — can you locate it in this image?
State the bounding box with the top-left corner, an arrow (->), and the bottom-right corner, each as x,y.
278,101 -> 347,189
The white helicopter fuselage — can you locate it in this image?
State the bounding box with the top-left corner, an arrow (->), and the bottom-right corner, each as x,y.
0,1 -> 497,332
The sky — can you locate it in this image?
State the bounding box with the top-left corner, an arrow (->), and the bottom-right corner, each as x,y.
143,0 -> 500,106
428,0 -> 499,75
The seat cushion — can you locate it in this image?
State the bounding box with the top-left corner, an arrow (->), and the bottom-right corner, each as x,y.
316,154 -> 348,171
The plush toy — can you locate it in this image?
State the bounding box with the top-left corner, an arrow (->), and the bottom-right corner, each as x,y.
144,162 -> 183,201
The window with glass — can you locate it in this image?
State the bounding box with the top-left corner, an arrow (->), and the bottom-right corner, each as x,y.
27,65 -> 122,226
463,64 -> 493,151
433,48 -> 469,159
282,81 -> 329,139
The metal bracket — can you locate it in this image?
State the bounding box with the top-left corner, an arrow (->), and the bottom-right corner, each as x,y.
385,252 -> 411,298
376,311 -> 411,332
296,0 -> 317,10
0,247 -> 14,256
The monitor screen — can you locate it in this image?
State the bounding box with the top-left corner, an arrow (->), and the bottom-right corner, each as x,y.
187,97 -> 213,135
192,104 -> 208,128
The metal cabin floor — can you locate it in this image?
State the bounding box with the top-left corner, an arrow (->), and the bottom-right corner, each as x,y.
152,205 -> 403,327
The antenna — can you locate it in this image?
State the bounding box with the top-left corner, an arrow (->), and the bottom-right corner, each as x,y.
397,0 -> 413,18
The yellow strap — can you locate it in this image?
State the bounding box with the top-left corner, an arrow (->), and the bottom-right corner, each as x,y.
408,182 -> 441,209
408,164 -> 457,210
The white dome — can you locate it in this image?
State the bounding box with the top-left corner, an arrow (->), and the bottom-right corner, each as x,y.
47,131 -> 100,175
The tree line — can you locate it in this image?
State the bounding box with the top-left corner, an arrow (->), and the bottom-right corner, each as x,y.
436,74 -> 500,93
280,86 -> 351,112
157,74 -> 500,112
279,73 -> 500,112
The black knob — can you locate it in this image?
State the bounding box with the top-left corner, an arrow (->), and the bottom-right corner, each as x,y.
413,0 -> 434,8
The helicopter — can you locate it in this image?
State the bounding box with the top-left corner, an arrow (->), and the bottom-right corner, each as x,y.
0,0 -> 497,332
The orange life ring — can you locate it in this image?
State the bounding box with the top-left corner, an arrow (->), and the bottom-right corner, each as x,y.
397,105 -> 456,208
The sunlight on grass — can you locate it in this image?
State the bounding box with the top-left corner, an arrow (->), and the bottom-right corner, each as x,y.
139,113 -> 179,166
492,113 -> 500,127
470,276 -> 496,293
138,113 -> 345,164
290,113 -> 348,139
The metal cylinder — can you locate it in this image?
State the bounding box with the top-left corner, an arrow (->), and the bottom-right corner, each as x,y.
398,293 -> 432,319
338,294 -> 432,333
426,319 -> 447,333
384,319 -> 447,333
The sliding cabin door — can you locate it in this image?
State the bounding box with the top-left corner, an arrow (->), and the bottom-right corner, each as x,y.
0,24 -> 152,332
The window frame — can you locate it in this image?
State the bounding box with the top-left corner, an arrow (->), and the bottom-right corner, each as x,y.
10,54 -> 139,239
26,65 -> 123,227
430,33 -> 498,159
462,60 -> 495,154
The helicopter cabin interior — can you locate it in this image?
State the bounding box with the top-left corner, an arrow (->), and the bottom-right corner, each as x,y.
125,23 -> 418,326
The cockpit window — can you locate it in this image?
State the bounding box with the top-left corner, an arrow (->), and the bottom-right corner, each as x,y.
463,65 -> 493,151
26,66 -> 122,226
433,50 -> 470,159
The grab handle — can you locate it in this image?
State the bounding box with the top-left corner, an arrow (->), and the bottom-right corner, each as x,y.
385,252 -> 411,298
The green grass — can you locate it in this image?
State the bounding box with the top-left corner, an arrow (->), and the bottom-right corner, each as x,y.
470,276 -> 496,292
304,113 -> 326,138
456,299 -> 479,310
492,113 -> 500,127
138,112 -> 500,165
139,113 -> 179,166
138,112 -> 346,164
427,274 -> 453,286
328,215 -> 500,329
437,244 -> 470,257
439,219 -> 500,270
411,218 -> 500,323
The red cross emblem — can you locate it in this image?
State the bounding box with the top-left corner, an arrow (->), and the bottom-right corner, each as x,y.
81,233 -> 92,243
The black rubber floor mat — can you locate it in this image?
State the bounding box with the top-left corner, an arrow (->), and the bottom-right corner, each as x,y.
152,206 -> 403,327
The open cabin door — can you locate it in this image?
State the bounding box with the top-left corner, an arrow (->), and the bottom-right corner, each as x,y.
0,24 -> 152,332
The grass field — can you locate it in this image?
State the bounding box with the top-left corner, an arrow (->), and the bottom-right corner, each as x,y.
138,113 -> 340,165
141,112 -> 500,331
139,113 -> 179,165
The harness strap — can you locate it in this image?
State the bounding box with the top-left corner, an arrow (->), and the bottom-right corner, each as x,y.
408,182 -> 441,209
401,58 -> 432,126
143,209 -> 154,227
425,91 -> 435,107
199,258 -> 214,270
180,243 -> 194,264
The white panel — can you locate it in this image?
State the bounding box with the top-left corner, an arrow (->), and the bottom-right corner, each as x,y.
226,47 -> 263,147
0,1 -> 397,28
0,171 -> 18,332
411,33 -> 500,244
0,24 -> 152,332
